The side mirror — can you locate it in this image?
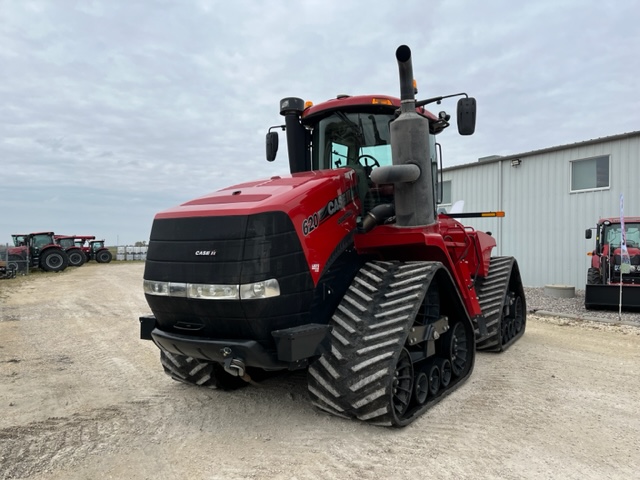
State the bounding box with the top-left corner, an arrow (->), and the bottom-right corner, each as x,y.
457,97 -> 476,135
585,229 -> 592,239
266,131 -> 279,162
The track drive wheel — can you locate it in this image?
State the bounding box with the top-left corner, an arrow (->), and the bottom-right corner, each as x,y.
160,351 -> 247,390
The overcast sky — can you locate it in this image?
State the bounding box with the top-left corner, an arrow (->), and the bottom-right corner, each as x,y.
1,0 -> 638,245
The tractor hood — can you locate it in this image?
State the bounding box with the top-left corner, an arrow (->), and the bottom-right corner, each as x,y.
155,169 -> 360,221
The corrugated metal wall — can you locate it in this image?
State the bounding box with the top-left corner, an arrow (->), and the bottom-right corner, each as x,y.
441,133 -> 640,288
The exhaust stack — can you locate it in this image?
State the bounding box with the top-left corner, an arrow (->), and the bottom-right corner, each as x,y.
371,45 -> 436,227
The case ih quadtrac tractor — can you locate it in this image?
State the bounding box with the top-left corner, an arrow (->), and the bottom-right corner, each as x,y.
585,217 -> 640,309
139,45 -> 525,427
10,232 -> 69,273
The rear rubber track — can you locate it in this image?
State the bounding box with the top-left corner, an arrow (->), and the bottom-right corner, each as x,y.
474,256 -> 526,352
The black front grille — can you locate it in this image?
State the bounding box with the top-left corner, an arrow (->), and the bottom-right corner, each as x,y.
143,211 -> 315,342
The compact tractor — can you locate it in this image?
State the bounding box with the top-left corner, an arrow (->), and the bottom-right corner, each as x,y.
139,45 -> 525,427
73,236 -> 113,263
10,232 -> 69,273
585,217 -> 640,309
54,235 -> 87,267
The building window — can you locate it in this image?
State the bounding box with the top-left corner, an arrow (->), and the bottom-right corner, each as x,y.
438,180 -> 452,205
571,155 -> 610,192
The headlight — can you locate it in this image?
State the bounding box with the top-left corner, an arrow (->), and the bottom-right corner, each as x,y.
143,280 -> 187,297
144,280 -> 170,296
240,279 -> 280,299
143,279 -> 280,300
188,283 -> 239,300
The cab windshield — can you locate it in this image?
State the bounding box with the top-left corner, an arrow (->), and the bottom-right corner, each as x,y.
604,223 -> 640,249
311,112 -> 394,171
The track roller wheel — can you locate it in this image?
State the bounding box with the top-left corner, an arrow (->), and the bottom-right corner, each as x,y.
414,371 -> 429,405
435,358 -> 452,388
391,349 -> 414,418
426,363 -> 440,397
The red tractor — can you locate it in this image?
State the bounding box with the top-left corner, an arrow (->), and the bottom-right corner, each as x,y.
10,232 -> 69,272
53,235 -> 87,267
73,236 -> 113,263
139,45 -> 525,427
585,217 -> 640,309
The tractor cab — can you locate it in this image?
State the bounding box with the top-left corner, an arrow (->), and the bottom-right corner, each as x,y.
89,240 -> 104,252
11,234 -> 28,247
30,232 -> 57,253
266,92 -> 474,217
55,236 -> 76,249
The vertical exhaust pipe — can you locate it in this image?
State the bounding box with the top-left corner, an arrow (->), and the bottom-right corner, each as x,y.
390,45 -> 436,227
396,45 -> 415,103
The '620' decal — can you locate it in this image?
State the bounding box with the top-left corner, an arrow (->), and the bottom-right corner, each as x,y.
301,189 -> 354,236
302,213 -> 319,235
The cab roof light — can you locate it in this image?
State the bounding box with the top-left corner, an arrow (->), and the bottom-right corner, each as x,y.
371,98 -> 393,105
304,100 -> 313,109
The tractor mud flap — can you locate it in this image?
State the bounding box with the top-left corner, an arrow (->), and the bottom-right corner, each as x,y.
585,284 -> 640,310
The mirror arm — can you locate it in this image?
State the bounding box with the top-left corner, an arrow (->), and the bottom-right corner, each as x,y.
416,92 -> 468,108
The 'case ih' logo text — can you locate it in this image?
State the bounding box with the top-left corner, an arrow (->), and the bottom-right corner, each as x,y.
195,250 -> 217,256
302,188 -> 355,236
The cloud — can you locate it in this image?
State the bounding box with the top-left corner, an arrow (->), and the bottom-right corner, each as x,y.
1,0 -> 638,244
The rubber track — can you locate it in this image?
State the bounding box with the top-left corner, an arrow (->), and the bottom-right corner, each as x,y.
474,256 -> 523,352
160,351 -> 247,390
307,260 -> 468,427
161,351 -> 218,387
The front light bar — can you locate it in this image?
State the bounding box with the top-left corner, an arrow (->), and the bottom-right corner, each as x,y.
143,278 -> 280,300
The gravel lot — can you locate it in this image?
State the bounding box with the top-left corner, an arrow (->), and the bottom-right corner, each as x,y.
1,263 -> 639,480
525,286 -> 640,326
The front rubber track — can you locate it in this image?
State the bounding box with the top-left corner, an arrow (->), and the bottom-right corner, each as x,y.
474,256 -> 526,352
307,260 -> 475,427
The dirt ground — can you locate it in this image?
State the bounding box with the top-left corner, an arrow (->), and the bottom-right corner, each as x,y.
1,263 -> 639,480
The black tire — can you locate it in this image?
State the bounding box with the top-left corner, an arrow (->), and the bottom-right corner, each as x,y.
160,351 -> 248,390
8,254 -> 27,274
587,267 -> 601,285
67,249 -> 86,267
40,249 -> 69,272
96,249 -> 112,263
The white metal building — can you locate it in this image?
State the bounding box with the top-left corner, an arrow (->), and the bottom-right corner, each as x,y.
439,131 -> 640,289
